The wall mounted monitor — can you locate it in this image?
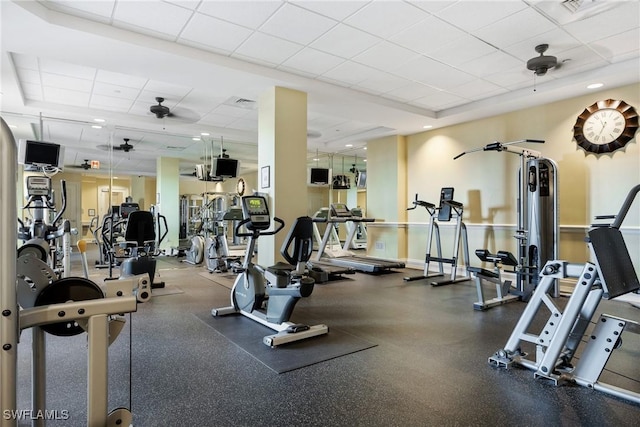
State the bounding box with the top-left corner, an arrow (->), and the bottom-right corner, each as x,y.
309,168 -> 329,185
356,171 -> 367,189
18,139 -> 65,168
213,157 -> 239,178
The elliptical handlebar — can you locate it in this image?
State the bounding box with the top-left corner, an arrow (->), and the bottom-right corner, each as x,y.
51,180 -> 67,226
234,216 -> 285,237
407,193 -> 436,213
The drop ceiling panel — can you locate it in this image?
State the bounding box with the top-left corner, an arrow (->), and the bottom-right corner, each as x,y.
562,1 -> 640,44
459,51 -> 524,79
589,28 -> 640,61
90,94 -> 134,110
43,87 -> 91,106
319,61 -> 379,87
233,32 -> 302,65
113,1 -> 194,37
353,41 -> 419,73
407,1 -> 455,14
92,82 -> 140,100
413,91 -> 467,110
390,16 -> 468,56
293,0 -> 367,21
39,58 -> 96,79
310,24 -> 381,59
95,69 -> 148,89
435,1 -> 528,32
473,8 -> 557,48
427,34 -> 498,67
344,1 -> 429,39
196,0 -> 282,29
384,83 -> 441,102
280,47 -> 345,77
447,79 -> 507,100
259,3 -> 337,45
352,71 -> 409,95
142,81 -> 192,98
179,13 -> 253,53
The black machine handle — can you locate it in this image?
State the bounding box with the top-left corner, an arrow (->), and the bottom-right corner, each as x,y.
280,217 -> 314,266
51,180 -> 67,226
407,193 -> 435,211
158,214 -> 169,245
234,216 -> 285,238
454,139 -> 545,160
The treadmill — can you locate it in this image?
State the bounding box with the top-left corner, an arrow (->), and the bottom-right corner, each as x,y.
307,208 -> 355,282
314,203 -> 405,273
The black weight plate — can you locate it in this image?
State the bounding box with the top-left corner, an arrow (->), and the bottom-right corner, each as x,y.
34,277 -> 104,336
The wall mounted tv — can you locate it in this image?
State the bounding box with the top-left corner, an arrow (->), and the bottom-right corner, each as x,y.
212,157 -> 239,178
356,171 -> 367,189
309,168 -> 330,185
18,139 -> 65,169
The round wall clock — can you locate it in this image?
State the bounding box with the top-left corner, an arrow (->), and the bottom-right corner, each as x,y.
573,99 -> 638,154
236,178 -> 245,196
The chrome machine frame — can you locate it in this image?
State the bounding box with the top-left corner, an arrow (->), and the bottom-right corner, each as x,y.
454,139 -> 559,299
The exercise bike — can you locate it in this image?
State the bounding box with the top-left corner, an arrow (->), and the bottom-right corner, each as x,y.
212,195 -> 328,347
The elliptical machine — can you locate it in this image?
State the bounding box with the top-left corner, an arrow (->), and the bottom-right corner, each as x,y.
212,195 -> 328,347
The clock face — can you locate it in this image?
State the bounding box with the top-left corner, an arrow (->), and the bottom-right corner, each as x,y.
573,99 -> 639,154
236,178 -> 245,196
583,108 -> 625,144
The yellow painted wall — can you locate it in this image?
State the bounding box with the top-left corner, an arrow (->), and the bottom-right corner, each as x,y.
405,83 -> 639,270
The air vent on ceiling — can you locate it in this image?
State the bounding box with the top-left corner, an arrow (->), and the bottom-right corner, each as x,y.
223,96 -> 257,110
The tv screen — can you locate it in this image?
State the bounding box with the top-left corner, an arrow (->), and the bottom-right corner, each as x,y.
310,168 -> 329,185
356,171 -> 367,189
19,140 -> 65,168
213,158 -> 239,178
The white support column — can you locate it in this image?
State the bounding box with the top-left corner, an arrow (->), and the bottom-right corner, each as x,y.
156,157 -> 180,252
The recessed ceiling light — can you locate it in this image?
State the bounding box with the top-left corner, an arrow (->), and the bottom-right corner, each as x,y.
587,83 -> 604,89
363,159 -> 367,162
192,137 -> 201,141
200,132 -> 210,136
91,125 -> 102,129
346,144 -> 353,147
363,147 -> 367,150
313,158 -> 319,161
94,118 -> 105,122
423,125 -> 433,129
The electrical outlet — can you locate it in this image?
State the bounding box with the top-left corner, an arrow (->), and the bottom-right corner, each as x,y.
375,241 -> 385,250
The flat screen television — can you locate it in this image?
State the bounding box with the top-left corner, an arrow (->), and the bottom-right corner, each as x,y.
18,139 -> 65,168
213,157 -> 239,178
309,168 -> 329,185
356,171 -> 367,189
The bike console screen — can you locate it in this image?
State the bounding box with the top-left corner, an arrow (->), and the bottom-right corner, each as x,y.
242,196 -> 270,230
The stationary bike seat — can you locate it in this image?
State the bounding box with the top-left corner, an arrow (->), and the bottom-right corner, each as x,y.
267,262 -> 295,275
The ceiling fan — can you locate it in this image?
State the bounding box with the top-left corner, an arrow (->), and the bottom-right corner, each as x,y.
526,44 -> 560,76
150,97 -> 172,119
67,159 -> 92,170
148,97 -> 200,123
97,138 -> 135,152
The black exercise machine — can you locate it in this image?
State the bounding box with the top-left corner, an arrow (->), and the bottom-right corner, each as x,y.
468,249 -> 520,310
212,195 -> 328,347
404,188 -> 470,286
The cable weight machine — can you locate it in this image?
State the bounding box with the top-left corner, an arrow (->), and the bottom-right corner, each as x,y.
454,139 -> 559,300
